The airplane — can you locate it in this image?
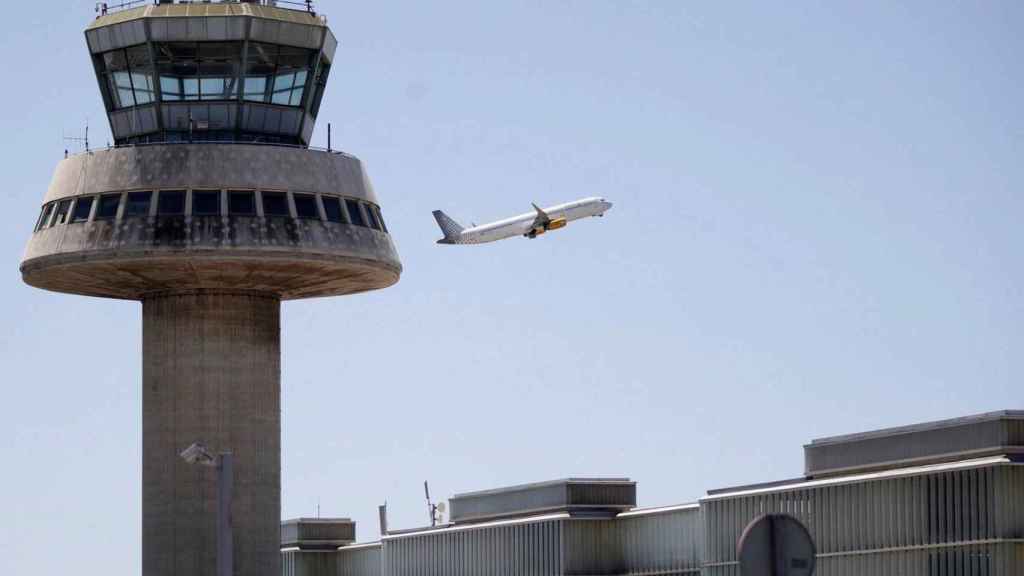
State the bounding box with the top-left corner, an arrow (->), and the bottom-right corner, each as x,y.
432,197 -> 613,245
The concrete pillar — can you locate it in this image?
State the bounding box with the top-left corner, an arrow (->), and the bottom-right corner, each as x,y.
143,291 -> 281,576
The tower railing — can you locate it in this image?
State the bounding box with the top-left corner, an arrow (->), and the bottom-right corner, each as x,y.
96,0 -> 317,18
64,139 -> 355,159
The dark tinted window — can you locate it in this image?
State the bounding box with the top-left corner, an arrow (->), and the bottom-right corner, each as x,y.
262,192 -> 289,217
71,197 -> 94,222
192,190 -> 221,215
229,191 -> 255,215
365,204 -> 382,231
125,191 -> 152,216
36,204 -> 54,231
322,197 -> 343,223
96,194 -> 121,220
54,200 -> 72,225
157,190 -> 186,215
345,199 -> 365,227
373,206 -> 388,233
293,194 -> 318,219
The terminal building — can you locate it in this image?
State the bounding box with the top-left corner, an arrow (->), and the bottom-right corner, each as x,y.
282,411 -> 1023,576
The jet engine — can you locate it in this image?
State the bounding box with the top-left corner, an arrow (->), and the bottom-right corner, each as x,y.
547,218 -> 568,231
525,218 -> 568,239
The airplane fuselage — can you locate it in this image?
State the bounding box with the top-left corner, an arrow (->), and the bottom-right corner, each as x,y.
440,197 -> 612,245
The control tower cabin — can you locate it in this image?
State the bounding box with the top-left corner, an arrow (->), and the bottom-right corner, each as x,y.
20,2 -> 400,575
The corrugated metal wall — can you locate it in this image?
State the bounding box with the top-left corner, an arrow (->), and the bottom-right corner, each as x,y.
702,463 -> 1024,576
337,544 -> 382,576
618,508 -> 703,575
282,550 -> 337,576
562,507 -> 703,575
383,520 -> 563,576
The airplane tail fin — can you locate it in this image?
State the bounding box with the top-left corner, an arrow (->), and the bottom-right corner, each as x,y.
432,210 -> 465,244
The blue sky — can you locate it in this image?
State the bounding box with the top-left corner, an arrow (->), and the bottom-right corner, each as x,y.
1,1 -> 1021,573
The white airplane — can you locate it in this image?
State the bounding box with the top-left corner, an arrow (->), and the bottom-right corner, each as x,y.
433,197 -> 613,245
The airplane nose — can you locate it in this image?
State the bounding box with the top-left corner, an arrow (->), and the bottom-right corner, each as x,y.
604,201 -> 614,211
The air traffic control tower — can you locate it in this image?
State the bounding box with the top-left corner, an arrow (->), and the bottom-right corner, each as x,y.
20,2 -> 400,575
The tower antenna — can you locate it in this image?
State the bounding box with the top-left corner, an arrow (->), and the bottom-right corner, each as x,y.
63,119 -> 90,154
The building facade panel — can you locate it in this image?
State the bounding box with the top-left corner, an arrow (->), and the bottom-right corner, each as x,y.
702,461 -> 1022,576
383,519 -> 563,576
337,545 -> 382,576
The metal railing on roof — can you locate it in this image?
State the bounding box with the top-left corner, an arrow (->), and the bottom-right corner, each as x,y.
95,0 -> 317,18
66,139 -> 353,159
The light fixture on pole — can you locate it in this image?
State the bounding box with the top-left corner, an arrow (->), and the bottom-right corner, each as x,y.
180,442 -> 234,576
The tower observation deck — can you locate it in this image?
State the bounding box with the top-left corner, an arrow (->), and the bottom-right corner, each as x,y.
21,2 -> 401,575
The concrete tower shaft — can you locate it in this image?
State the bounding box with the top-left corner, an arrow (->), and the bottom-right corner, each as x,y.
21,3 -> 401,576
143,292 -> 280,576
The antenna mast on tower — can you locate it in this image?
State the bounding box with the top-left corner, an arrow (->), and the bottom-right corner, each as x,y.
63,119 -> 90,155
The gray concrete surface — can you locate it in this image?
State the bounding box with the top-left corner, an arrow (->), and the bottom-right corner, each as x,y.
21,144 -> 401,300
143,292 -> 280,576
40,145 -> 379,204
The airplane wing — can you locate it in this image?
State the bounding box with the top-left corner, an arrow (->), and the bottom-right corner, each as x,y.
530,203 -> 551,228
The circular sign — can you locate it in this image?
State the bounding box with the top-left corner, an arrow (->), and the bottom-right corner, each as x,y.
737,514 -> 816,576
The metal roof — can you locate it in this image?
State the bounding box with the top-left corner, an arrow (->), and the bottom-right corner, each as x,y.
703,455 -> 1019,502
615,502 -> 700,518
807,409 -> 1024,446
336,542 -> 383,552
451,477 -> 632,499
383,512 -> 572,540
88,4 -> 325,30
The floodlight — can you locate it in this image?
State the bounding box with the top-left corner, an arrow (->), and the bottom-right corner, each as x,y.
180,442 -> 216,466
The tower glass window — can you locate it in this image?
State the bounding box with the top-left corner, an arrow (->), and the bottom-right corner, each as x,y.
53,200 -> 72,226
99,46 -> 155,109
365,204 -> 381,231
192,190 -> 221,216
95,194 -> 121,220
127,46 -> 155,105
125,191 -> 152,216
373,206 -> 388,233
71,197 -> 94,223
156,43 -> 240,102
157,190 -> 186,215
322,196 -> 344,223
35,203 -> 54,231
244,43 -> 314,106
261,192 -> 289,217
229,191 -> 256,215
345,199 -> 366,227
293,194 -> 318,219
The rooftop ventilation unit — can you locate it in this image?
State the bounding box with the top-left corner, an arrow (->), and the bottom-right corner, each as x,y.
281,518 -> 357,550
449,478 -> 637,524
804,410 -> 1024,478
